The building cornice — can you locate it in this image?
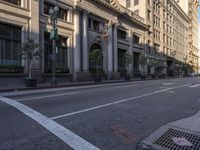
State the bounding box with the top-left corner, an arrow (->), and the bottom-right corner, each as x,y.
76,0 -> 148,30
171,0 -> 190,22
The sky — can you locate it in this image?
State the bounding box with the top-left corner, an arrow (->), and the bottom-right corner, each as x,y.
199,8 -> 200,21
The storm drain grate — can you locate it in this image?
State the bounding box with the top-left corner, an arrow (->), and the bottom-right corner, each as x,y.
154,128 -> 200,150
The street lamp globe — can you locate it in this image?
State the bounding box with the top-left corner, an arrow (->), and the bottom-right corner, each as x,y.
54,6 -> 59,15
49,8 -> 54,16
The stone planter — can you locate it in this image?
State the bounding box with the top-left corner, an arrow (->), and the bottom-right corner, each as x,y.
124,74 -> 130,81
94,76 -> 101,82
25,78 -> 37,87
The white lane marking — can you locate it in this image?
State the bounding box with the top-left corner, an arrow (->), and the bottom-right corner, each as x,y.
51,83 -> 191,120
164,90 -> 175,94
17,92 -> 78,102
114,81 -> 163,89
189,84 -> 200,88
114,85 -> 134,88
0,96 -> 100,150
163,82 -> 175,86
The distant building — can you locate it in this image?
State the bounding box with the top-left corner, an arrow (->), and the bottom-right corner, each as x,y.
119,0 -> 199,75
177,0 -> 199,73
199,24 -> 200,73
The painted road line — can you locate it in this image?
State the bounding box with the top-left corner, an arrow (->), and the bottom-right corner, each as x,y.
51,83 -> 191,120
163,82 -> 175,86
164,90 -> 175,94
17,92 -> 78,102
114,85 -> 135,89
0,96 -> 100,150
189,84 -> 200,88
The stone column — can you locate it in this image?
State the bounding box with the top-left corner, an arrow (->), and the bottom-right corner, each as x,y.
73,9 -> 81,81
113,23 -> 118,73
113,23 -> 120,79
30,0 -> 41,80
128,30 -> 133,77
82,11 -> 89,72
107,24 -> 113,79
67,35 -> 72,73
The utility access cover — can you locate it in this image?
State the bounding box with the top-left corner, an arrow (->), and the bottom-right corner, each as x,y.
154,128 -> 200,150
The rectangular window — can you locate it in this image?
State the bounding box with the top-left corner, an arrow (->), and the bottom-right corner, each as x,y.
0,23 -> 21,65
88,18 -> 92,29
134,0 -> 139,5
154,44 -> 160,53
148,40 -> 151,52
93,20 -> 100,31
133,34 -> 140,44
147,0 -> 150,6
44,2 -> 68,21
147,10 -> 151,20
2,0 -> 21,6
59,8 -> 68,21
117,29 -> 127,40
126,0 -> 131,8
163,21 -> 166,30
118,49 -> 127,73
44,32 -> 68,73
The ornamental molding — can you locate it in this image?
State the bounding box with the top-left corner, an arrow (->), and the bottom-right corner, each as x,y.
75,0 -> 148,30
75,0 -> 117,22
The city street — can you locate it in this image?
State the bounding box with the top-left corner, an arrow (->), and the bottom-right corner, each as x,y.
1,77 -> 200,150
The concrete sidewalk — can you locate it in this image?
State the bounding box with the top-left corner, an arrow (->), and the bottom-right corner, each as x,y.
0,76 -> 184,93
0,78 -> 145,92
138,110 -> 200,150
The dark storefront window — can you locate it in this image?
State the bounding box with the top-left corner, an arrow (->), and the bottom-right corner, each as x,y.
93,20 -> 100,31
0,23 -> 21,65
2,0 -> 21,6
133,34 -> 140,44
118,29 -> 127,40
118,49 -> 127,74
44,32 -> 68,73
44,2 -> 68,21
133,52 -> 140,72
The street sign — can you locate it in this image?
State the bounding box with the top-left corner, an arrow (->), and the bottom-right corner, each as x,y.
50,28 -> 58,40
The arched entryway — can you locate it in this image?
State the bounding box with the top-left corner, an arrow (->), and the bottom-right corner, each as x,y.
89,43 -> 103,74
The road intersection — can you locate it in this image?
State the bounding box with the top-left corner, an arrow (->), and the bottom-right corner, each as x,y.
1,77 -> 200,150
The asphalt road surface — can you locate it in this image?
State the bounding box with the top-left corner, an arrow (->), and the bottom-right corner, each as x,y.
1,77 -> 200,150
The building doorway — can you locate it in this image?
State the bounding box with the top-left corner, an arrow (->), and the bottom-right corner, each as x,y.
89,43 -> 103,74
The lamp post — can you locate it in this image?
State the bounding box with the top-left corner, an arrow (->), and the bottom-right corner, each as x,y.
49,5 -> 59,85
183,55 -> 187,76
171,50 -> 176,77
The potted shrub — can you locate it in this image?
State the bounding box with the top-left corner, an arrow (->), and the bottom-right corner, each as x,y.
123,52 -> 132,80
139,52 -> 147,79
89,49 -> 103,82
17,38 -> 40,87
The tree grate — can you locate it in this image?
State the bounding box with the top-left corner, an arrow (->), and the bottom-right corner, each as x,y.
154,128 -> 200,150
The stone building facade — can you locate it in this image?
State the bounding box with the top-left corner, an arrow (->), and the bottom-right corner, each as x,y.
0,0 -> 149,82
178,0 -> 199,73
119,0 -> 199,75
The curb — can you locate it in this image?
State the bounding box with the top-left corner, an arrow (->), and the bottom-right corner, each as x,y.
0,79 -> 142,93
0,77 -> 186,93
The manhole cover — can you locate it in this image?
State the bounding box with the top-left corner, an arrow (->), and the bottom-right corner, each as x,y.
154,128 -> 200,150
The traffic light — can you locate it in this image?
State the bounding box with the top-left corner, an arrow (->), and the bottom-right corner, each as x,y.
50,28 -> 58,40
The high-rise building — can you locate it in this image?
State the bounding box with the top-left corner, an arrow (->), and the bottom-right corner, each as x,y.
119,0 -> 199,75
177,0 -> 199,73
